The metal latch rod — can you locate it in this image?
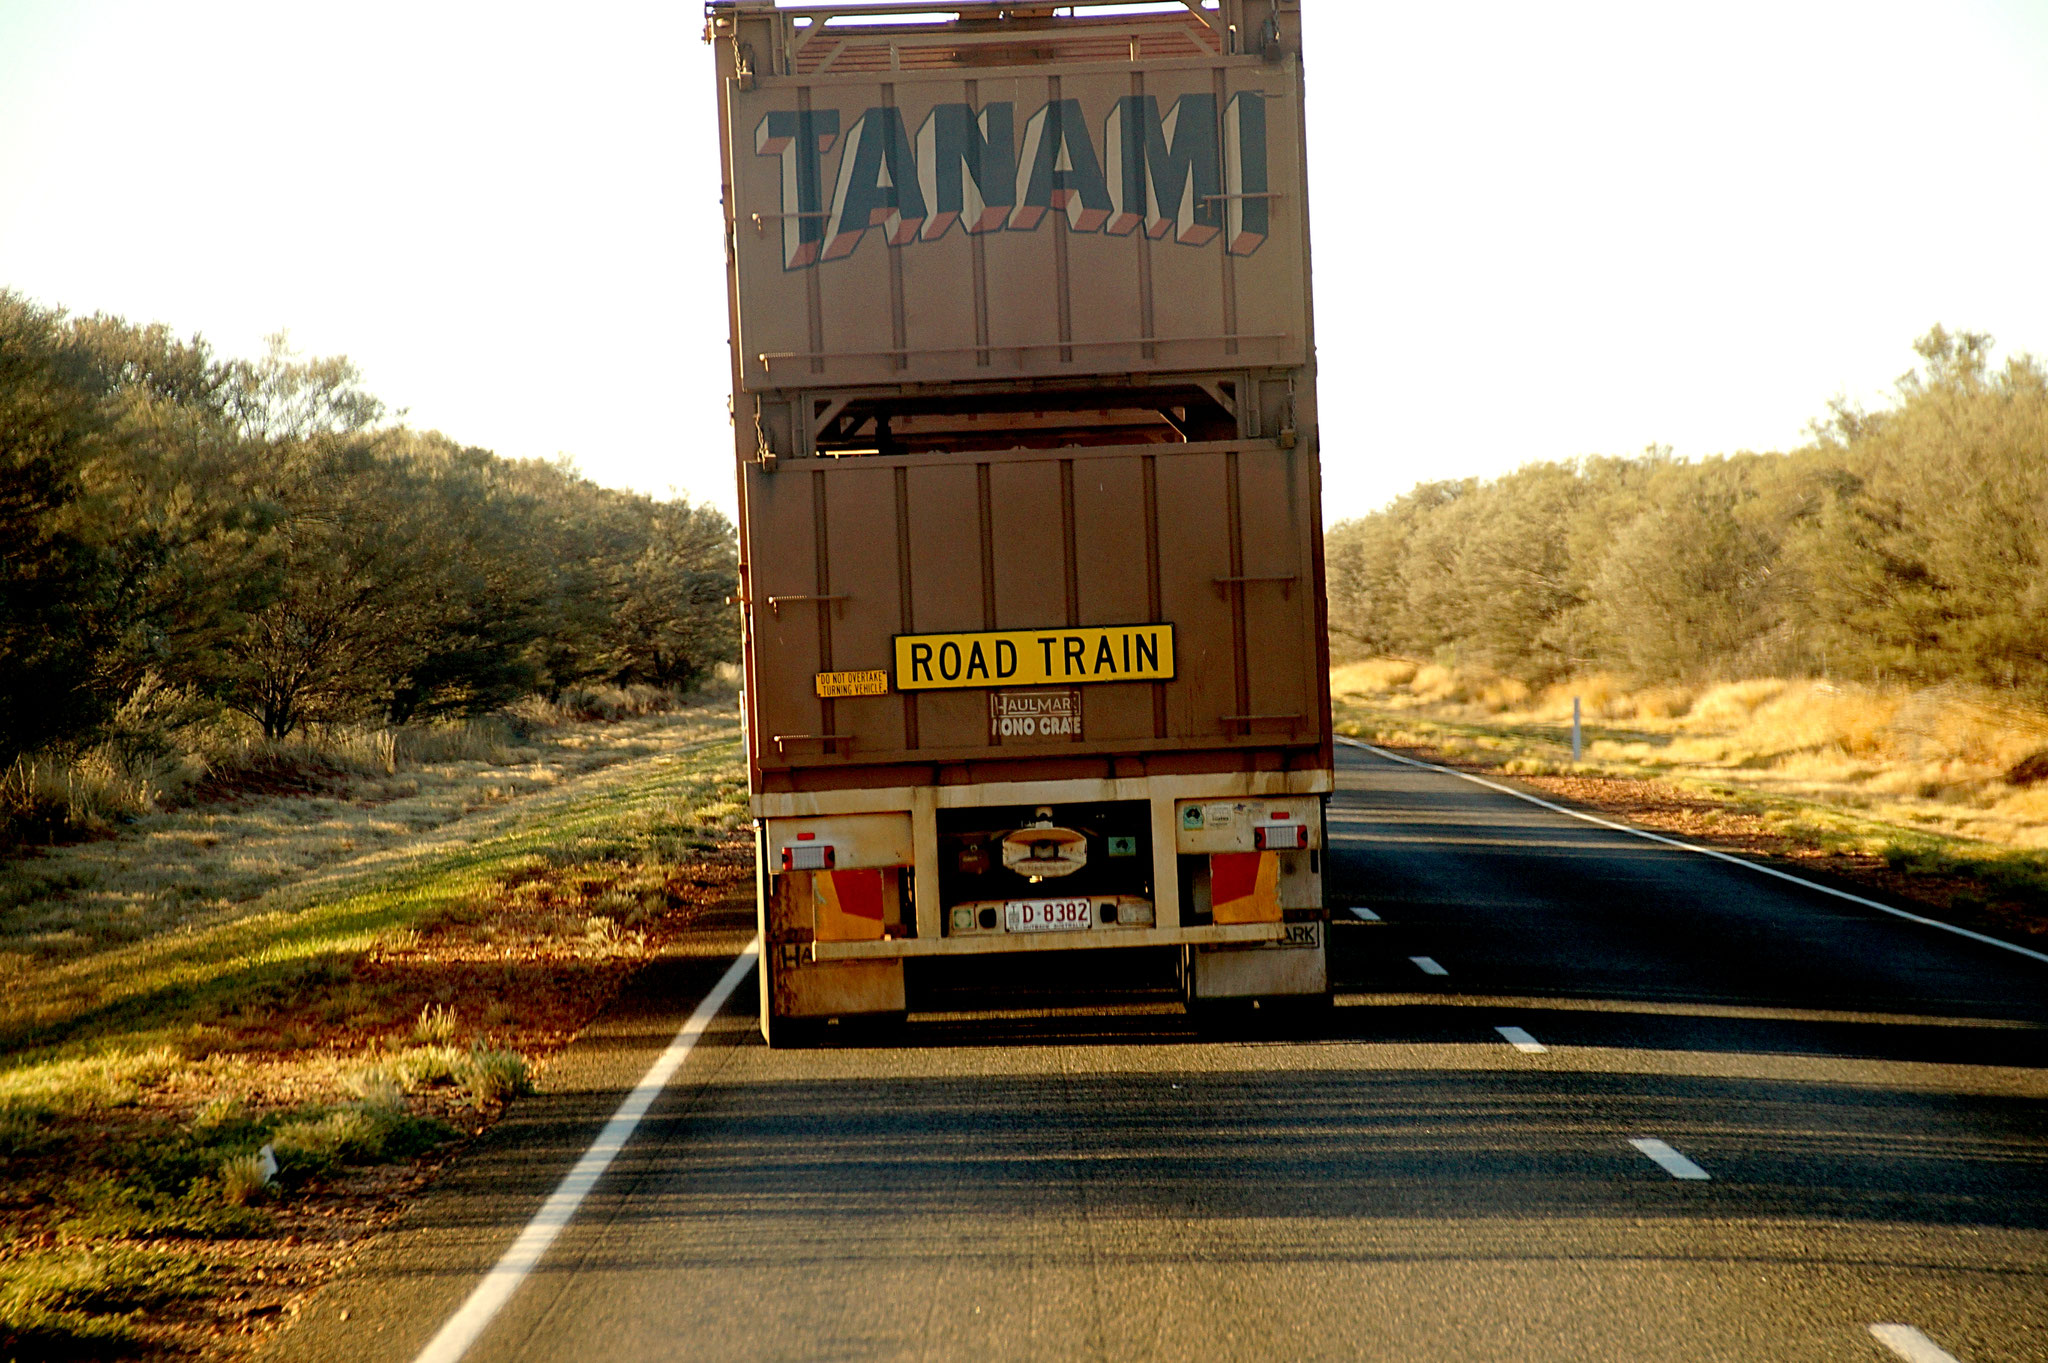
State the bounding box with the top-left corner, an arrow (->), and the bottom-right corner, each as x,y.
770,733 -> 853,754
751,211 -> 831,234
765,593 -> 849,617
1212,573 -> 1297,598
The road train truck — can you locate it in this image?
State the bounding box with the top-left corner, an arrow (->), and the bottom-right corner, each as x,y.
705,0 -> 1331,1043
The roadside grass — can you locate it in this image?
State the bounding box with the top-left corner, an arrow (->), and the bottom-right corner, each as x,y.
1333,661 -> 2048,940
1,679 -> 710,850
0,710 -> 749,1358
0,1245 -> 209,1359
0,703 -> 738,988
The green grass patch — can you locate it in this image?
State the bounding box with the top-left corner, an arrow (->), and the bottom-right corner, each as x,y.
0,725 -> 747,1351
1,734 -> 743,1065
0,1245 -> 208,1359
37,1084 -> 460,1244
264,1103 -> 455,1181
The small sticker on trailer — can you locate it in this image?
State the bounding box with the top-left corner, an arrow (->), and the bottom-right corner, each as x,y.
990,689 -> 1082,740
815,670 -> 890,698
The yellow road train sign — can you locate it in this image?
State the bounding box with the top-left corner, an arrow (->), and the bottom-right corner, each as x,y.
893,624 -> 1174,691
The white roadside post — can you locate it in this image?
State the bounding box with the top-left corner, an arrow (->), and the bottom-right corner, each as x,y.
1571,696 -> 1582,764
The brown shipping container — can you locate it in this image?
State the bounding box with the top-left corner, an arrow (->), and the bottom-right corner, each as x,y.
707,1 -> 1331,1040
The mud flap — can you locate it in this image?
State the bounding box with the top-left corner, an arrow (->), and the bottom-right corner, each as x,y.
758,824 -> 907,1044
761,945 -> 908,1047
1187,921 -> 1328,1000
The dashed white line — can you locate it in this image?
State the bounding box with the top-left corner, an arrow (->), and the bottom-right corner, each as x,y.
1337,737 -> 2048,967
1495,1025 -> 1546,1053
1410,955 -> 1448,976
1869,1324 -> 1964,1363
1629,1137 -> 1710,1180
1348,905 -> 1382,922
412,940 -> 759,1363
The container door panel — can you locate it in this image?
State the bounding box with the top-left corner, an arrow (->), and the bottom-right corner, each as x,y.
904,463 -> 988,751
744,465 -> 824,768
987,461 -> 1068,633
895,78 -> 994,376
1129,66 -> 1231,372
727,84 -> 818,393
1154,451 -> 1237,738
1072,455 -> 1156,745
1056,69 -> 1146,372
897,215 -> 980,384
1237,447 -> 1312,735
822,465 -> 905,755
1221,67 -> 1308,372
816,92 -> 906,391
979,74 -> 1062,372
987,459 -> 1072,754
816,255 -> 898,388
1145,210 -> 1228,373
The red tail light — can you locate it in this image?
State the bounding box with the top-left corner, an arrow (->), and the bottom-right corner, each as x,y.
1254,824 -> 1305,851
781,843 -> 835,870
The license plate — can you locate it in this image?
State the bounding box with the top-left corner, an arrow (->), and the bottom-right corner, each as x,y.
1005,897 -> 1093,932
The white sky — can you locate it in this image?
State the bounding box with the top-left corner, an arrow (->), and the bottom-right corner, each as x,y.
4,1 -> 2046,523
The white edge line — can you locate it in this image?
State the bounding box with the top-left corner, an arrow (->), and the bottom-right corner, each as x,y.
1339,737 -> 2048,967
1495,1025 -> 1546,1053
1869,1323 -> 1964,1363
1629,1136 -> 1711,1180
412,938 -> 760,1363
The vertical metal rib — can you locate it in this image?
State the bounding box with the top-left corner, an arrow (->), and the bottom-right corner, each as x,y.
894,465 -> 917,749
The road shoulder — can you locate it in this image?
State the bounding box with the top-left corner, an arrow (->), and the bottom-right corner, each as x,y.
258,917 -> 757,1363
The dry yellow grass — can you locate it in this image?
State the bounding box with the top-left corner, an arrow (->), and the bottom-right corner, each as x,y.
1330,662 -> 2048,850
1,678 -> 725,849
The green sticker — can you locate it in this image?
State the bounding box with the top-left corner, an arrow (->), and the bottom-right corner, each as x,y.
1180,806 -> 1204,830
1108,836 -> 1137,857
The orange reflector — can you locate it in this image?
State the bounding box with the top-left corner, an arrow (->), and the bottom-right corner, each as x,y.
814,867 -> 893,941
1210,851 -> 1281,923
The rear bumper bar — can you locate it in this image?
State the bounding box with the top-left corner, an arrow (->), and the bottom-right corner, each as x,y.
811,919 -> 1313,960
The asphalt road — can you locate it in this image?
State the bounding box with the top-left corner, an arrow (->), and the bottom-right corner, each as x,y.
266,744 -> 2048,1363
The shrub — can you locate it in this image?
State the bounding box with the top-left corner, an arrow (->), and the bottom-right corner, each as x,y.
412,1003 -> 459,1045
268,1102 -> 452,1177
395,719 -> 516,766
217,1151 -> 273,1206
393,1044 -> 467,1089
554,684 -> 684,723
464,1048 -> 532,1106
349,1068 -> 407,1111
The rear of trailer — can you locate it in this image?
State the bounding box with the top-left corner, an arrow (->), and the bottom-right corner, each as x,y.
704,0 -> 1330,1042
